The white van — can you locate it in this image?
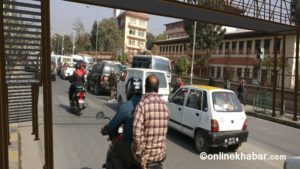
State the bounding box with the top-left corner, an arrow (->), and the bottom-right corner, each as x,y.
132,55 -> 172,83
117,68 -> 169,104
168,85 -> 248,153
72,54 -> 94,64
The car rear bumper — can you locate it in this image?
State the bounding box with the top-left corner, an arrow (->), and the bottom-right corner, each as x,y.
207,130 -> 248,146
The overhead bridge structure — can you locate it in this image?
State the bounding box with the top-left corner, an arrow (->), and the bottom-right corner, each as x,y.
0,0 -> 298,169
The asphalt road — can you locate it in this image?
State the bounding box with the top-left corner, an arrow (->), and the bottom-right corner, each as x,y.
51,78 -> 300,169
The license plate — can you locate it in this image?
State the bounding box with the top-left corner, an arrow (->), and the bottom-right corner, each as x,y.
226,137 -> 238,145
79,99 -> 85,104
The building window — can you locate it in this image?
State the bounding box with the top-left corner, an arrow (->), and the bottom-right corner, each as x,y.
129,39 -> 135,46
160,47 -> 162,53
176,46 -> 179,53
218,43 -> 223,54
255,39 -> 261,53
232,41 -> 237,54
179,45 -> 183,53
239,41 -> 244,54
264,39 -> 271,54
138,30 -> 144,37
130,17 -> 137,24
172,46 -> 175,54
217,67 -> 221,78
129,29 -> 136,35
223,67 -> 228,79
137,41 -> 144,48
275,38 -> 281,53
225,42 -> 230,54
244,68 -> 250,78
237,68 -> 242,80
246,40 -> 252,54
139,19 -> 145,26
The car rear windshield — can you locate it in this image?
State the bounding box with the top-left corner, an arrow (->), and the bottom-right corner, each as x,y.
103,64 -> 123,74
212,92 -> 243,112
146,72 -> 167,88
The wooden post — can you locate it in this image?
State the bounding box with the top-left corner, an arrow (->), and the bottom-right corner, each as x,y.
41,0 -> 54,168
272,35 -> 278,117
0,2 -> 9,169
294,30 -> 299,121
32,84 -> 40,140
280,35 -> 286,116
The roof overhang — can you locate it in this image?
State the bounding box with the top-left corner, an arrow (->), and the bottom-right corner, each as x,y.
66,0 -> 297,34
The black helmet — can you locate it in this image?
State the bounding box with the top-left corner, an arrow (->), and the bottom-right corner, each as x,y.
75,61 -> 86,69
126,77 -> 142,100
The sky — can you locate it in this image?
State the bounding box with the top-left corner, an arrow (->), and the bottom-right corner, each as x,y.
50,0 -> 180,36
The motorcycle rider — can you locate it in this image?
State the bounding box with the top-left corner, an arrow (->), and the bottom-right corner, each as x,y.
101,77 -> 142,169
69,61 -> 86,107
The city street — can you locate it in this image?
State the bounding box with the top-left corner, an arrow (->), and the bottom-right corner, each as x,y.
42,78 -> 300,169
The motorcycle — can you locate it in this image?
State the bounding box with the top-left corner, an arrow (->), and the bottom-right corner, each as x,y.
96,112 -> 163,169
70,85 -> 87,115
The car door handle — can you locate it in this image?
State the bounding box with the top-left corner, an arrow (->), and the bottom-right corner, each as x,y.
196,113 -> 199,116
178,108 -> 181,111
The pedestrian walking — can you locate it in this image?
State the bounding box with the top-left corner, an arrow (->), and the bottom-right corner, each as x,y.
108,68 -> 117,102
224,78 -> 230,89
237,79 -> 246,105
133,74 -> 170,169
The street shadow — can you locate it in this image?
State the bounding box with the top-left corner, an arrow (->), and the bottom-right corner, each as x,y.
81,167 -> 92,169
58,104 -> 80,116
104,102 -> 118,112
167,128 -> 198,154
167,128 -> 233,155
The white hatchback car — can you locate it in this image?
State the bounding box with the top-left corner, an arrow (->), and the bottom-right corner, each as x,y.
117,68 -> 170,104
168,85 -> 249,153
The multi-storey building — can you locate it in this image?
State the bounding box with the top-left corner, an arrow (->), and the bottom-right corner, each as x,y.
117,11 -> 149,62
154,21 -> 298,89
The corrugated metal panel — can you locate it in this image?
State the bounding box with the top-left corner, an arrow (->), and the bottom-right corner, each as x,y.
3,0 -> 42,123
8,85 -> 32,123
3,0 -> 42,85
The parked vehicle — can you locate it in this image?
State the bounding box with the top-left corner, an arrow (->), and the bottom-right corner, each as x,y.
72,54 -> 94,64
51,55 -> 58,81
87,61 -> 123,95
57,55 -> 73,76
117,68 -> 170,105
132,55 -> 172,83
70,84 -> 87,115
168,85 -> 248,153
60,62 -> 75,80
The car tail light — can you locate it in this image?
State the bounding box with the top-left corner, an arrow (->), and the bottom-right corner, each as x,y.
242,119 -> 248,130
211,119 -> 219,132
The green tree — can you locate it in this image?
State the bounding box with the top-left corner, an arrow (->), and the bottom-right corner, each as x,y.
76,33 -> 91,53
155,33 -> 166,41
174,57 -> 189,76
117,54 -> 128,65
291,0 -> 300,25
146,32 -> 155,50
51,34 -> 73,55
184,0 -> 226,77
90,18 -> 123,51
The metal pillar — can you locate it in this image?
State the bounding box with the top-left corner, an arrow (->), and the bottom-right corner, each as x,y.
280,35 -> 286,116
0,2 -> 9,169
272,35 -> 278,117
41,0 -> 54,168
294,30 -> 299,121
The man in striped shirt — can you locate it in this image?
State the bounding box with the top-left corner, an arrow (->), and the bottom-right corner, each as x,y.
133,74 -> 170,169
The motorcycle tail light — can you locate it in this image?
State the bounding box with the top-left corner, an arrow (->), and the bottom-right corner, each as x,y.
79,92 -> 85,99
